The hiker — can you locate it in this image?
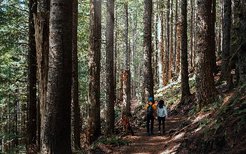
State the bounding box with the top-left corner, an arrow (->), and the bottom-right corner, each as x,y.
157,100 -> 168,135
144,96 -> 156,136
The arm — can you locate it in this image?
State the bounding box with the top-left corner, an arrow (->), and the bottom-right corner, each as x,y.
164,107 -> 168,118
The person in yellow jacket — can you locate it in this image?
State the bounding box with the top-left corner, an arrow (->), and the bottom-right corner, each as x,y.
144,96 -> 157,136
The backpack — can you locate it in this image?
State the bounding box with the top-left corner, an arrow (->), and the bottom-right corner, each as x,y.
147,104 -> 153,117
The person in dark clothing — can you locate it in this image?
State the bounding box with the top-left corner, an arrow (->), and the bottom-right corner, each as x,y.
144,96 -> 156,136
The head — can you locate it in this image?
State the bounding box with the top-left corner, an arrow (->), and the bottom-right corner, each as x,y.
148,96 -> 154,102
158,100 -> 164,108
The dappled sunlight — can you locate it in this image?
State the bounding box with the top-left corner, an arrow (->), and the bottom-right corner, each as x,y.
173,132 -> 185,141
193,126 -> 202,133
192,112 -> 210,123
161,143 -> 181,154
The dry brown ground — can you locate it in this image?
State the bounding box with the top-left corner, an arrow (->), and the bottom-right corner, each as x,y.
111,115 -> 187,154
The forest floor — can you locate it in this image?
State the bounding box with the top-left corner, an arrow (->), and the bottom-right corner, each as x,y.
111,114 -> 187,154
87,70 -> 246,154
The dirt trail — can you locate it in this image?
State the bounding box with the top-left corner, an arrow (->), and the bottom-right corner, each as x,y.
112,115 -> 186,154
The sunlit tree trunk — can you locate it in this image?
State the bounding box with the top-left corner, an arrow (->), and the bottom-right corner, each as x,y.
105,0 -> 115,135
195,0 -> 216,108
180,0 -> 191,100
71,0 -> 81,150
41,0 -> 73,153
88,0 -> 101,144
27,0 -> 37,151
143,0 -> 154,98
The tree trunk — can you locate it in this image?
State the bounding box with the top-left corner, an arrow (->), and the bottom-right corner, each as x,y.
88,0 -> 101,144
105,0 -> 115,135
34,0 -> 50,149
169,0 -> 174,80
195,0 -> 216,108
221,0 -> 232,88
27,0 -> 37,151
41,0 -> 73,153
210,0 -> 217,74
123,2 -> 131,114
180,0 -> 191,100
174,0 -> 179,73
237,0 -> 246,84
176,23 -> 181,74
71,0 -> 81,150
143,0 -> 154,99
190,0 -> 194,69
164,0 -> 170,85
159,1 -> 165,86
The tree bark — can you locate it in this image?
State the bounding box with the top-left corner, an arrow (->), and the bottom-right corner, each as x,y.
180,0 -> 191,100
27,0 -> 37,151
169,0 -> 174,80
195,0 -> 216,108
71,0 -> 81,150
41,0 -> 73,153
176,23 -> 181,74
221,0 -> 232,88
88,0 -> 101,144
123,2 -> 131,114
210,0 -> 217,74
105,0 -> 115,135
143,0 -> 154,99
190,0 -> 194,69
164,0 -> 170,85
34,0 -> 50,149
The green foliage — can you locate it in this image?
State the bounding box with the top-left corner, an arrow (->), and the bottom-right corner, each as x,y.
0,0 -> 28,152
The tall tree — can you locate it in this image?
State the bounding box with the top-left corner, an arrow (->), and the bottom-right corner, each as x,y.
237,0 -> 246,84
27,0 -> 37,151
190,0 -> 194,69
180,0 -> 191,101
88,0 -> 101,143
221,0 -> 232,88
143,0 -> 154,98
41,0 -> 72,153
210,0 -> 217,74
34,0 -> 50,148
196,0 -> 216,108
164,0 -> 170,85
105,0 -> 115,135
71,0 -> 81,150
123,1 -> 131,114
169,0 -> 174,80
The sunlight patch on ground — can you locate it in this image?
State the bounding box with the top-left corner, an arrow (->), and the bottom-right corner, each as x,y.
132,152 -> 151,154
161,143 -> 181,154
193,126 -> 202,133
192,112 -> 210,124
173,132 -> 185,141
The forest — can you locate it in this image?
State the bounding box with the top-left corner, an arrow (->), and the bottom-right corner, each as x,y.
0,0 -> 245,153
